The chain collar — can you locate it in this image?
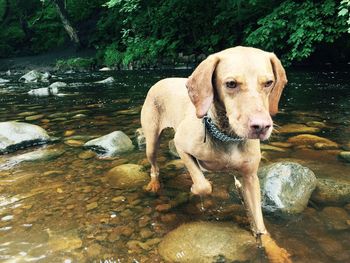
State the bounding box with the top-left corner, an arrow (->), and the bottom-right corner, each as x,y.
202,114 -> 245,143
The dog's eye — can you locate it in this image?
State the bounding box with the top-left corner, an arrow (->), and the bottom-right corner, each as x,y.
226,81 -> 237,89
264,80 -> 273,88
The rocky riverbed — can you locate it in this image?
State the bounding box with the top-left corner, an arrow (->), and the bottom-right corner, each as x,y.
0,69 -> 349,262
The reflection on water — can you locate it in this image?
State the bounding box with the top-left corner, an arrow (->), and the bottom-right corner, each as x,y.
0,69 -> 349,262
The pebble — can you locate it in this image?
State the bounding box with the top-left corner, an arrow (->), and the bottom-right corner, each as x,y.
86,202 -> 98,211
112,196 -> 126,203
64,130 -> 76,137
138,216 -> 151,227
64,139 -> 85,147
260,144 -> 288,152
78,150 -> 96,160
269,142 -> 293,148
160,213 -> 177,223
155,204 -> 171,212
25,114 -> 44,121
140,228 -> 154,239
43,170 -> 64,177
278,123 -> 320,134
86,243 -> 102,258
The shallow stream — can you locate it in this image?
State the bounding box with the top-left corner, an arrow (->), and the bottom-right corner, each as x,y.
0,69 -> 349,262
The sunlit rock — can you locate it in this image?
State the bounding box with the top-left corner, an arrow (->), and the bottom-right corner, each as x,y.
0,122 -> 52,154
107,164 -> 149,189
135,128 -> 146,149
311,177 -> 350,204
19,70 -> 51,83
0,78 -> 10,83
258,162 -> 317,214
99,67 -> 112,71
158,222 -> 257,263
28,87 -> 58,96
49,81 -> 67,88
84,131 -> 134,157
94,76 -> 115,84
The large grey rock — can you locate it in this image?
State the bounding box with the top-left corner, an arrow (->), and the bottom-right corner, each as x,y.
19,70 -> 51,83
158,222 -> 257,263
258,162 -> 317,214
0,122 -> 52,154
311,177 -> 350,205
84,131 -> 134,156
106,164 -> 149,189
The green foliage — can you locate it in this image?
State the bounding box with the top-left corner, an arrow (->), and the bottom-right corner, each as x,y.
245,0 -> 348,63
339,0 -> 350,32
0,0 -> 349,66
56,57 -> 95,70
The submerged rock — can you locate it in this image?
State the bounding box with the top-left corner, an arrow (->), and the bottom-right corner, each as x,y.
258,162 -> 317,214
158,221 -> 257,263
339,151 -> 350,162
94,76 -> 115,84
278,124 -> 320,134
319,207 -> 350,230
84,131 -> 134,157
0,148 -> 65,169
168,139 -> 179,158
287,134 -> 337,147
0,122 -> 52,154
311,177 -> 350,205
107,164 -> 149,189
19,70 -> 51,83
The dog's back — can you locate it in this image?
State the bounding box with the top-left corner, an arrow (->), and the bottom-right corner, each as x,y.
141,77 -> 193,132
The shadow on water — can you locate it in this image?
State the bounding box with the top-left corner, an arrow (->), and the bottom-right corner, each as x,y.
0,68 -> 349,262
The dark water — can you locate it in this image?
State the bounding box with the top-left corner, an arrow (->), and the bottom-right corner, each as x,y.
0,69 -> 349,263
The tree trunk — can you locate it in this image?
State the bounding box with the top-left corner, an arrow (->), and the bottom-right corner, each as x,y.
51,0 -> 80,47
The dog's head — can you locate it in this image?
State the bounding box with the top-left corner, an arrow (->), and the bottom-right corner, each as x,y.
186,46 -> 287,141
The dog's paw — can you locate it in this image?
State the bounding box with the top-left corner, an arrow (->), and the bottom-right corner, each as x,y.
191,180 -> 212,196
262,234 -> 292,263
145,180 -> 160,193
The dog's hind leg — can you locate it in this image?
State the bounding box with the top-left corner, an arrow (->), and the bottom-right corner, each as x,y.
141,97 -> 163,193
144,129 -> 161,192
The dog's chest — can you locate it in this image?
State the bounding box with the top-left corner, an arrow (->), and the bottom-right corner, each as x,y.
195,142 -> 250,172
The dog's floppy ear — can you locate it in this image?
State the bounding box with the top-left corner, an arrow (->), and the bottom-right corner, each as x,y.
269,53 -> 288,116
186,55 -> 220,118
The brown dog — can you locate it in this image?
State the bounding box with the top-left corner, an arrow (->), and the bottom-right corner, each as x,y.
141,46 -> 290,262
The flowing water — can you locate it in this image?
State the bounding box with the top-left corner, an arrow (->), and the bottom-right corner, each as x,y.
0,68 -> 349,263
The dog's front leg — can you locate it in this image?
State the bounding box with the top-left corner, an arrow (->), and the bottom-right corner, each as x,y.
242,172 -> 291,263
176,147 -> 212,196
